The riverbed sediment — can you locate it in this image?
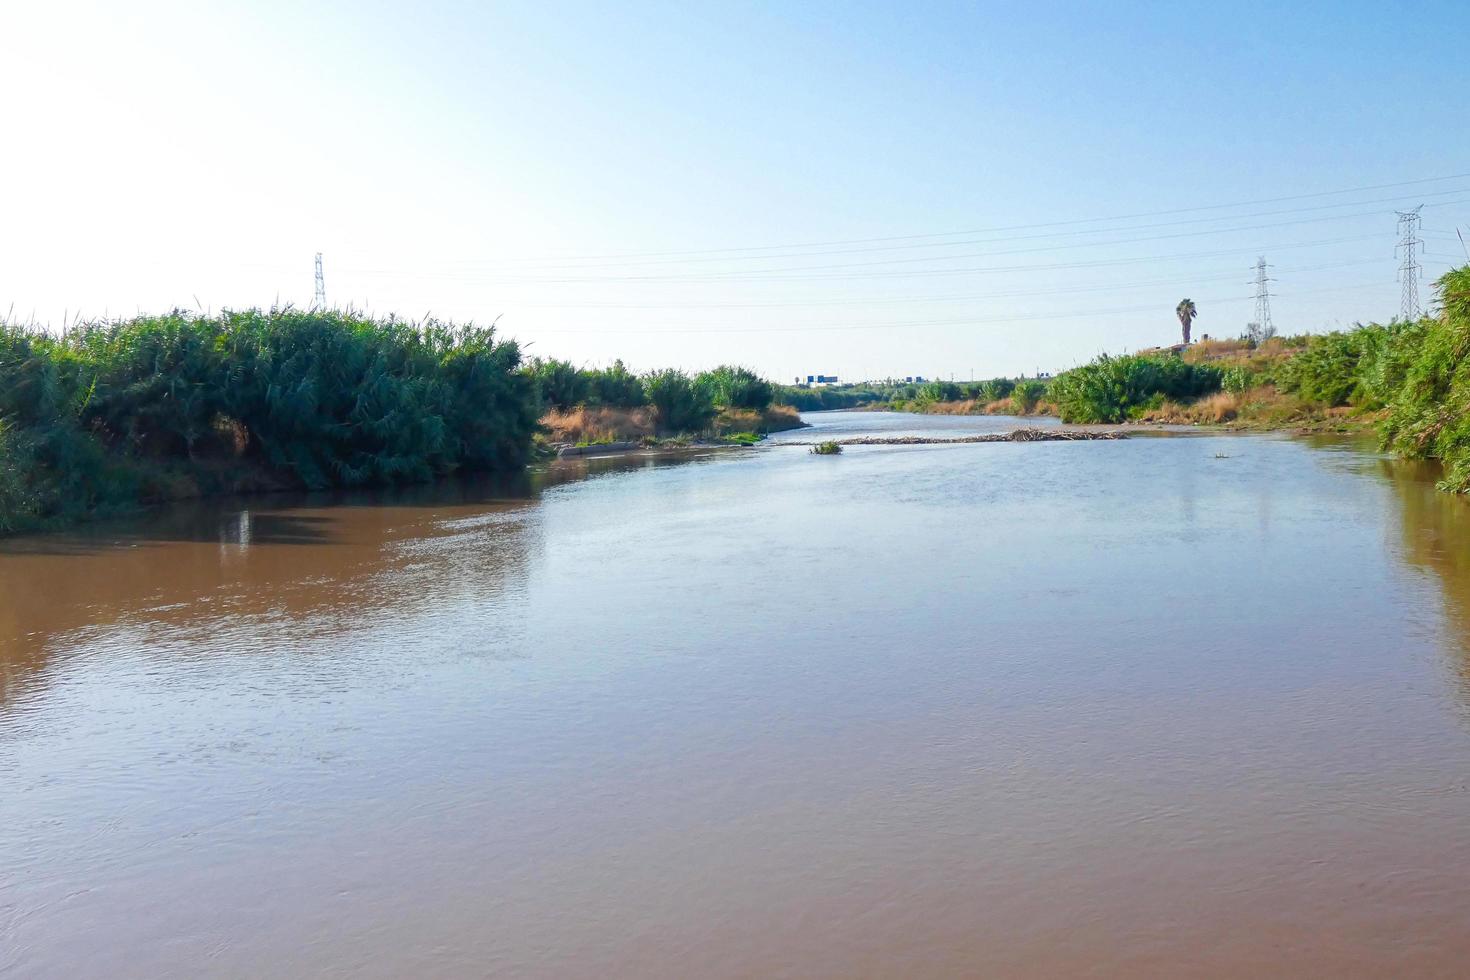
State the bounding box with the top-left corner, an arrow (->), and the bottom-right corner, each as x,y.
780,427 -> 1127,446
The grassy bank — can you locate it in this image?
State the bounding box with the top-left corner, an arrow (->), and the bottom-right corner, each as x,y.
889,392 -> 1058,418
539,404 -> 803,446
530,358 -> 804,449
1048,266 -> 1470,490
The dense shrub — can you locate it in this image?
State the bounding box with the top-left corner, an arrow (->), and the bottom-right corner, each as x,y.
1381,268 -> 1470,490
700,365 -> 774,410
528,357 -> 590,411
642,369 -> 717,433
1355,320 -> 1429,410
584,359 -> 645,408
916,380 -> 961,403
0,310 -> 536,533
1050,354 -> 1223,423
1010,379 -> 1047,414
0,323 -> 133,530
1220,366 -> 1254,394
1274,329 -> 1382,407
776,384 -> 890,411
973,378 -> 1015,402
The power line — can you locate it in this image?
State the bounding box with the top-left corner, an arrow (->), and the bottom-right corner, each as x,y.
486,170 -> 1470,262
503,258 -> 1386,311
409,233 -> 1388,286
1396,207 -> 1423,319
515,279 -> 1399,336
484,185 -> 1470,271
337,195 -> 1470,287
524,295 -> 1256,334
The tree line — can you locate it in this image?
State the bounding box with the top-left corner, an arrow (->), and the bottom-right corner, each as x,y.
0,310 -> 789,534
528,358 -> 775,433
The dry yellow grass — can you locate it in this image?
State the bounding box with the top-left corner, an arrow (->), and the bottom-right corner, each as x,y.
1137,391 -> 1245,423
1132,385 -> 1373,428
542,403 -> 804,442
1182,337 -> 1252,361
711,404 -> 805,434
540,406 -> 656,443
1180,336 -> 1305,370
916,398 -> 1057,417
925,399 -> 981,415
760,405 -> 805,432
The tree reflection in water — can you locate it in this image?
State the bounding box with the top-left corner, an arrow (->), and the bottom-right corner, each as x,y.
1378,455 -> 1470,710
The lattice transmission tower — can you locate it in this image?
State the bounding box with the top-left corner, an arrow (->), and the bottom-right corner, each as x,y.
313,252 -> 327,311
1249,256 -> 1274,344
1396,207 -> 1423,320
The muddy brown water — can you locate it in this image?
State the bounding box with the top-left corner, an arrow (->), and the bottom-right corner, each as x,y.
3,412 -> 1470,978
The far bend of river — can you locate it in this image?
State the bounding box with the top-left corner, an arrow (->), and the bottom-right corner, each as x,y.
5,410 -> 1470,978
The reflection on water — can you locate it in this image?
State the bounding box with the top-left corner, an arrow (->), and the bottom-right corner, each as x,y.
1376,454 -> 1470,708
4,415 -> 1470,979
0,454 -> 714,708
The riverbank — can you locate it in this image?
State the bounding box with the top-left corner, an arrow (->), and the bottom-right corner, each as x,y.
0,311 -> 805,536
540,404 -> 804,447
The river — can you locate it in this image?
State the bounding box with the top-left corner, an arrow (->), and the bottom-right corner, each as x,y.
3,411 -> 1470,978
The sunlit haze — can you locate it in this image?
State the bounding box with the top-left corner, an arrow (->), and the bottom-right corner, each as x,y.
5,0 -> 1468,380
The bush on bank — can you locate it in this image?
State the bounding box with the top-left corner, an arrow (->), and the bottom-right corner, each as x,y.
1049,354 -> 1224,423
529,358 -> 776,433
1381,267 -> 1470,490
0,310 -> 537,533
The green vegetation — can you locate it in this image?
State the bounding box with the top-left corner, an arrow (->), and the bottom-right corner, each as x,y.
1010,379 -> 1047,414
0,310 -> 536,534
0,314 -> 804,534
530,359 -> 780,434
1051,266 -> 1470,492
776,383 -> 892,411
973,377 -> 1016,403
776,376 -> 1050,416
703,365 -> 774,410
10,265 -> 1470,537
1379,268 -> 1470,490
810,440 -> 842,455
1049,354 -> 1224,423
642,368 -> 718,434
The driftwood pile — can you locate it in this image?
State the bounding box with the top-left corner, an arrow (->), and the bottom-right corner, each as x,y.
786,428 -> 1126,447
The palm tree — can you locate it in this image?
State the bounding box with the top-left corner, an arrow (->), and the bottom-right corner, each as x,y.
1176,299 -> 1198,345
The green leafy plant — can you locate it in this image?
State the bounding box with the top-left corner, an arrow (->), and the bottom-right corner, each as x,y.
1049,354 -> 1222,423
642,368 -> 716,434
1010,379 -> 1048,414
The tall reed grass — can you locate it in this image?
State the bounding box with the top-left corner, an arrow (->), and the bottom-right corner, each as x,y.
0,309 -> 536,533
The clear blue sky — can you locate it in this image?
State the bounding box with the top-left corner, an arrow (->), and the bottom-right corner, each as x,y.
4,0 -> 1468,380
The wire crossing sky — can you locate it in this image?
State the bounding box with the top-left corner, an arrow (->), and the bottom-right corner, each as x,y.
3,0 -> 1468,380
